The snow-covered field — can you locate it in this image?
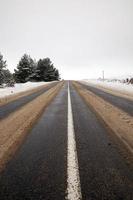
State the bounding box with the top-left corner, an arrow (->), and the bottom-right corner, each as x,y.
81,79 -> 133,97
0,82 -> 53,98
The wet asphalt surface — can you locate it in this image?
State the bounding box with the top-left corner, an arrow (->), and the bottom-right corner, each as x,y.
78,82 -> 133,116
0,81 -> 133,199
70,83 -> 133,200
0,82 -> 58,119
0,83 -> 68,200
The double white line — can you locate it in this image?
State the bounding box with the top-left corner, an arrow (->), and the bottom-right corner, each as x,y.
66,82 -> 82,200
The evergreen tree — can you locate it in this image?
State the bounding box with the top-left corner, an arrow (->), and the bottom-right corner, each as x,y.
35,58 -> 60,81
3,69 -> 14,86
44,66 -> 60,81
0,53 -> 6,85
43,64 -> 55,81
54,69 -> 60,80
14,54 -> 35,83
35,58 -> 51,81
14,55 -> 60,83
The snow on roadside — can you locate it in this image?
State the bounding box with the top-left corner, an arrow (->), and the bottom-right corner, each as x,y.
81,79 -> 133,97
0,82 -> 54,98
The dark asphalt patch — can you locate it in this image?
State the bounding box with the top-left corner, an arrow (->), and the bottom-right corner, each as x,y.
70,82 -> 133,200
0,83 -> 68,200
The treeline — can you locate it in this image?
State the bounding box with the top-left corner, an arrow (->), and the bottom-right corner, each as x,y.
14,54 -> 60,83
0,52 -> 60,86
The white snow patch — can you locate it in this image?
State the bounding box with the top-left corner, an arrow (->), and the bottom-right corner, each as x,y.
0,81 -> 55,98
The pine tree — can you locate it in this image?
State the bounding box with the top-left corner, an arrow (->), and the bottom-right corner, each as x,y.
3,69 -> 14,86
14,54 -> 35,83
0,53 -> 7,85
14,55 -> 60,83
54,69 -> 60,81
35,58 -> 51,81
35,58 -> 60,81
45,67 -> 60,81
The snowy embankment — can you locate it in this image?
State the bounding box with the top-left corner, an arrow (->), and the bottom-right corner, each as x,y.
0,82 -> 52,98
81,79 -> 133,98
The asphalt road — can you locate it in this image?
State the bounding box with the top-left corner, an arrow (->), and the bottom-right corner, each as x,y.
0,82 -> 58,119
0,81 -> 132,200
78,82 -> 133,116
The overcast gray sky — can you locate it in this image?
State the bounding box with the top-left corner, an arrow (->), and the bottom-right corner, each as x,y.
0,0 -> 133,79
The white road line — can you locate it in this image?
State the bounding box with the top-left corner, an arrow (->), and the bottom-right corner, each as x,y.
66,82 -> 82,200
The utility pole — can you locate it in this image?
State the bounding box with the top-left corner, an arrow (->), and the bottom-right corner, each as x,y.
102,70 -> 104,81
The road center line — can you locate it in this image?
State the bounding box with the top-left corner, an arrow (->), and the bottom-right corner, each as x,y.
66,82 -> 82,200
